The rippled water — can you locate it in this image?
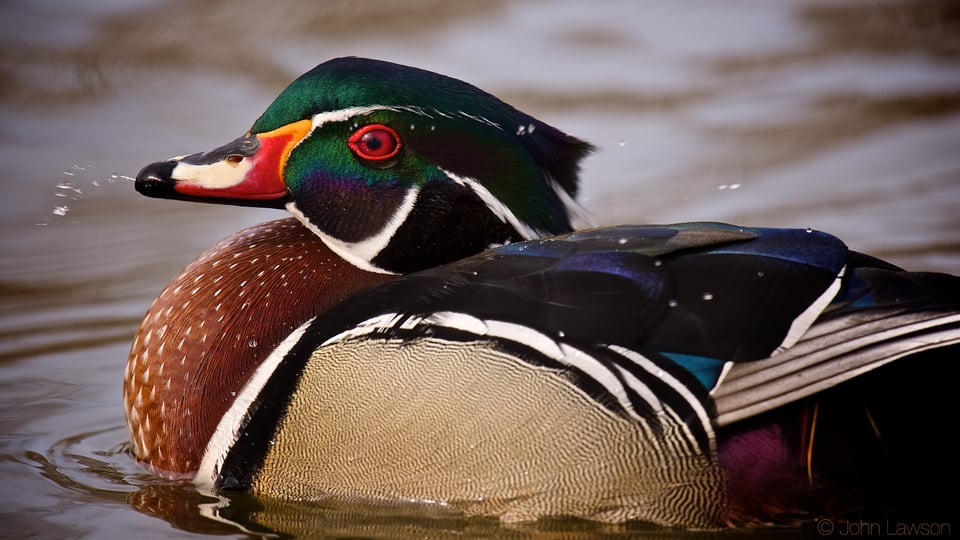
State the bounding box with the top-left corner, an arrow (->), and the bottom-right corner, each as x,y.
1,1 -> 958,538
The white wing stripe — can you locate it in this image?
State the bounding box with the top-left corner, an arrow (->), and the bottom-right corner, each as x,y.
197,317 -> 316,488
775,265 -> 846,354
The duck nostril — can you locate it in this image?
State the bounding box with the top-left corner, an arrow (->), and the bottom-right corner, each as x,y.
226,155 -> 243,164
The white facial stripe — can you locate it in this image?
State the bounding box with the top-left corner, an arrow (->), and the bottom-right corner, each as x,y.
286,185 -> 420,276
308,105 -> 441,136
309,106 -> 400,130
457,110 -> 502,129
287,106 -> 432,274
196,316 -> 316,488
307,105 -> 501,133
549,177 -> 595,229
440,168 -> 542,241
170,159 -> 253,190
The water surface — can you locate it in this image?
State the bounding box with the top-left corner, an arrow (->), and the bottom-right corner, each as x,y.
1,1 -> 958,538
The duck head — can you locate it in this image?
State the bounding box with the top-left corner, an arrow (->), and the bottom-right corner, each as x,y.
136,57 -> 593,274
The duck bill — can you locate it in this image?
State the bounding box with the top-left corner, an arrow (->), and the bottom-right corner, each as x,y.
134,119 -> 312,208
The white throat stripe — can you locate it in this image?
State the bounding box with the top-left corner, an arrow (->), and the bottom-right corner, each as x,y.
286,185 -> 419,276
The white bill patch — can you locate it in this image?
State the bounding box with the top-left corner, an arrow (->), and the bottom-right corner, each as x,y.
170,159 -> 253,190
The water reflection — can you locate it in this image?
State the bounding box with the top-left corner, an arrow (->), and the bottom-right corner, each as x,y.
1,0 -> 958,538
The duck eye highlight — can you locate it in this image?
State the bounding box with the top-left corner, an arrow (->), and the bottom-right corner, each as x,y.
348,124 -> 401,161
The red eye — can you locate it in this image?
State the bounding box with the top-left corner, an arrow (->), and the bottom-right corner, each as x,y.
347,124 -> 401,161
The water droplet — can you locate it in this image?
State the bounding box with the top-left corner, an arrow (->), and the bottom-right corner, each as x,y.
618,140 -> 626,147
527,123 -> 535,133
557,330 -> 566,338
653,259 -> 662,267
63,170 -> 75,176
617,238 -> 628,245
52,206 -> 69,216
248,339 -> 258,348
668,299 -> 678,307
729,183 -> 741,190
430,125 -> 436,131
805,228 -> 813,233
91,180 -> 100,187
702,292 -> 714,301
409,124 -> 416,130
230,391 -> 237,397
757,271 -> 765,278
516,125 -> 526,135
717,184 -> 728,190
61,183 -> 82,196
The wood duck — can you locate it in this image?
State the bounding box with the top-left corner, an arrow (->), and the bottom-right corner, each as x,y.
126,57 -> 960,528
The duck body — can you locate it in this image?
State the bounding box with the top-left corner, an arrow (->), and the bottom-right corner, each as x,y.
128,57 -> 960,528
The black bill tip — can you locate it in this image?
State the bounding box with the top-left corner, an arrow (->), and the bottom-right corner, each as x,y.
134,160 -> 178,199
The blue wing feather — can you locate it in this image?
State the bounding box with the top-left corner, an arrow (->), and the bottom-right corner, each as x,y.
659,352 -> 728,391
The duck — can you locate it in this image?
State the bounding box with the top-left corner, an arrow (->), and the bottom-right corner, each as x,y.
126,57 -> 960,528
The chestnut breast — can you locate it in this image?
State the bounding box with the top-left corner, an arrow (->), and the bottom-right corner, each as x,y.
123,217 -> 391,477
